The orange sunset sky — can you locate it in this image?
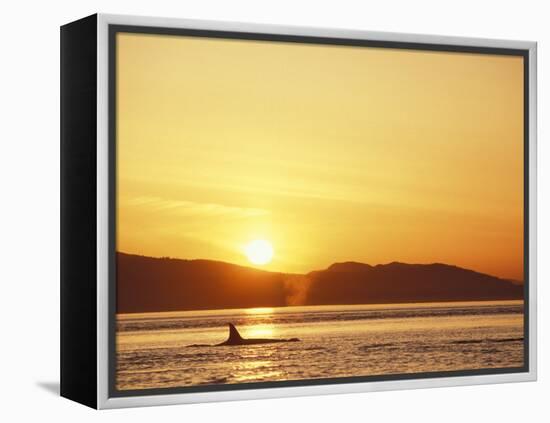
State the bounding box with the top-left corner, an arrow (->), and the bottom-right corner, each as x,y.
116,32 -> 524,281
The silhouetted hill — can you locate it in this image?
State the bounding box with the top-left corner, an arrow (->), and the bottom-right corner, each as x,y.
117,252 -> 523,313
117,253 -> 290,313
305,261 -> 522,306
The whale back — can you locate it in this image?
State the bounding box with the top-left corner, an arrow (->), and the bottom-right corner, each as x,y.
227,323 -> 244,344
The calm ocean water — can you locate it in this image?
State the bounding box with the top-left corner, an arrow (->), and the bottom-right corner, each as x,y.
116,301 -> 524,390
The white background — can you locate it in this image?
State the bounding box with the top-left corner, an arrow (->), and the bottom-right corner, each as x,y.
0,0 -> 547,421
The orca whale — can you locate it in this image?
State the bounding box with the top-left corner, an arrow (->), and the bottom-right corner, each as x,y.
217,323 -> 300,346
187,323 -> 300,347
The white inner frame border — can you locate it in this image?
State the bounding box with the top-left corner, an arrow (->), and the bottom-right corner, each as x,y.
96,13 -> 537,409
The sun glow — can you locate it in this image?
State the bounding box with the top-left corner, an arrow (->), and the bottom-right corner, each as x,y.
117,33 -> 525,280
244,240 -> 274,265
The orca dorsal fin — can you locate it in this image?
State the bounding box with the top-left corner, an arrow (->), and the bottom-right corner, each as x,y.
227,323 -> 244,343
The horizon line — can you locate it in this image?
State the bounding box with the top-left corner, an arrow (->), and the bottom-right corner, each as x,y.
116,299 -> 525,317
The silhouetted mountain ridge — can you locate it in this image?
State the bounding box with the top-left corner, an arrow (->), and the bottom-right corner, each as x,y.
117,252 -> 523,313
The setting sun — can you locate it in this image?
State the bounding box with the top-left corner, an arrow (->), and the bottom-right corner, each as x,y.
244,240 -> 274,265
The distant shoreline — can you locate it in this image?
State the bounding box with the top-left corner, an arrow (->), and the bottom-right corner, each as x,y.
116,299 -> 524,318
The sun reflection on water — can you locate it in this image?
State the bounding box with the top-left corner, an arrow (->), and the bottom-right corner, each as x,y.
233,359 -> 283,382
244,307 -> 275,315
244,325 -> 276,338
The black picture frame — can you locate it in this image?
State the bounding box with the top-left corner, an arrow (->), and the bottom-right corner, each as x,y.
61,13 -> 537,409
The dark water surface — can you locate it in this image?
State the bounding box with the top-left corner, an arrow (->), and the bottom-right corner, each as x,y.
116,301 -> 524,390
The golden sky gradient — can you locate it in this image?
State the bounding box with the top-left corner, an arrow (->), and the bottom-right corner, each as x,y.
116,32 -> 524,280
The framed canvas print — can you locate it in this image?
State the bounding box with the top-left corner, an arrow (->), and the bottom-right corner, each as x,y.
60,13 -> 537,409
